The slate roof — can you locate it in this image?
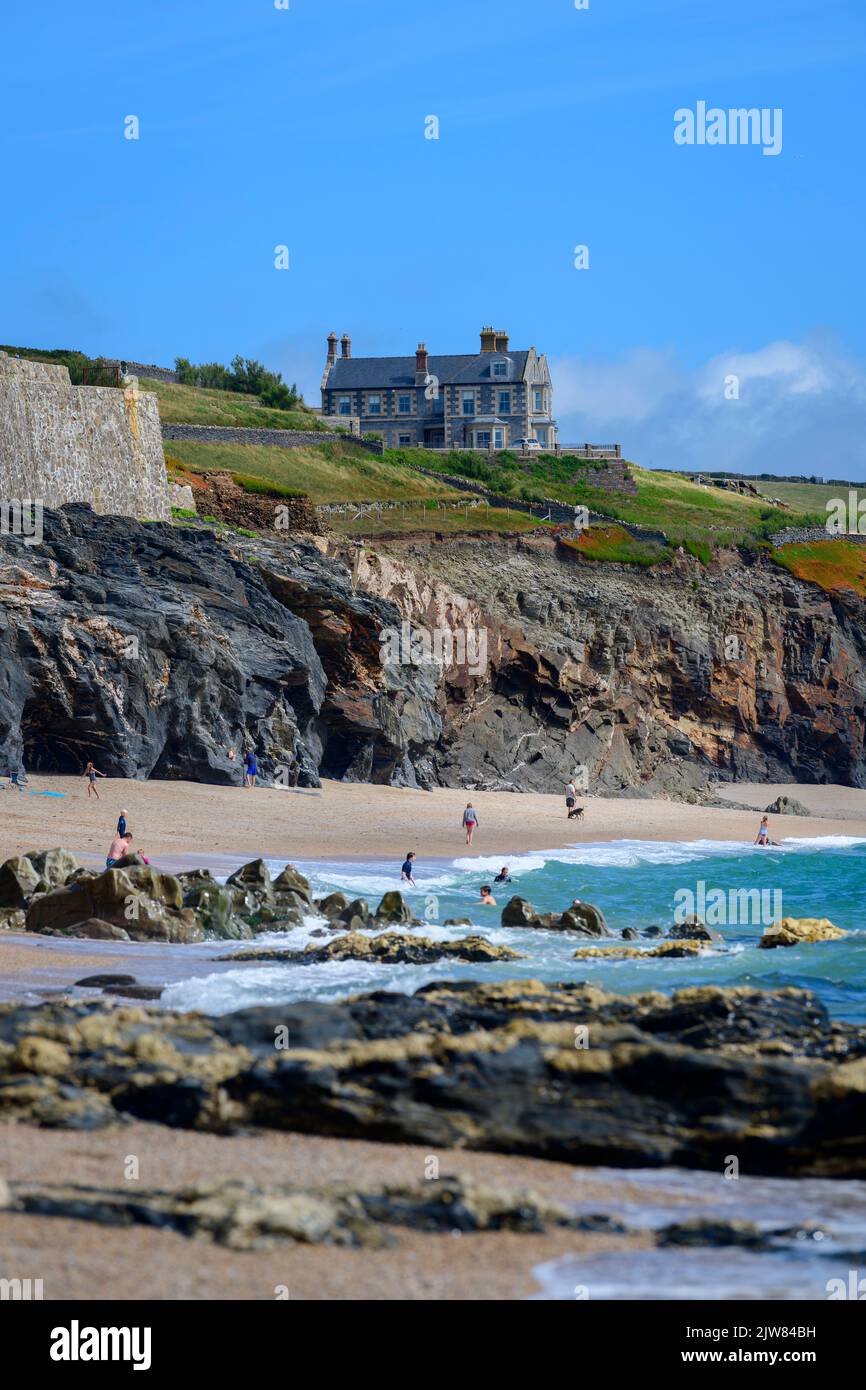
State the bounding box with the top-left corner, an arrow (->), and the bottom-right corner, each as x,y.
325,352 -> 530,390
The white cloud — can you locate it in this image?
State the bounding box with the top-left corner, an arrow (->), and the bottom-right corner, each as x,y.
551,336 -> 866,476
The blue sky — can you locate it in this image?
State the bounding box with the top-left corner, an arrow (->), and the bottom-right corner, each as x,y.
2,0 -> 865,474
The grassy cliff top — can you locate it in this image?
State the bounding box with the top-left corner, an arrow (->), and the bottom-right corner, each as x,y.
140,377 -> 325,431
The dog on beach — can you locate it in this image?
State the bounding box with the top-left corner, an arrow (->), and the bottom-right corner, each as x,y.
568,805 -> 585,821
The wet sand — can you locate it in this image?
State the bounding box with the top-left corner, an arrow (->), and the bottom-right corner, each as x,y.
0,1122 -> 657,1300
2,774 -> 864,869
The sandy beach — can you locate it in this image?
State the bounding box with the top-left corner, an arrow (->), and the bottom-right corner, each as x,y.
3,774 -> 866,870
0,1122 -> 659,1300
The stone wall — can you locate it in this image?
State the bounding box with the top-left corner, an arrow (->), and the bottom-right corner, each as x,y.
0,352 -> 170,520
161,423 -> 385,454
104,360 -> 179,384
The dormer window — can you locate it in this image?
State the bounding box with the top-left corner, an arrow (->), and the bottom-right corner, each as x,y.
492,360 -> 508,378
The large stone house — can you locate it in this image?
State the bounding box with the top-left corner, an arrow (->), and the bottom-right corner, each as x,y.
320,326 -> 558,450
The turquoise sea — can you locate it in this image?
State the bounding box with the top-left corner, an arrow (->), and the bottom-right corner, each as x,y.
160,835 -> 866,1021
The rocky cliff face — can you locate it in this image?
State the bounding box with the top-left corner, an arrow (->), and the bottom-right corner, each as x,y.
347,532 -> 866,795
0,506 -> 439,786
1,508 -> 864,794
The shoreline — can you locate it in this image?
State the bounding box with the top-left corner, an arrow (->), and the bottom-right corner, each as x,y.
3,776 -> 866,869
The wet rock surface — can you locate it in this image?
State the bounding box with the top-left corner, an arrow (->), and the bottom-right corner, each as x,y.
759,917 -> 846,949
0,981 -> 863,1177
221,931 -> 523,966
1,1174 -> 593,1250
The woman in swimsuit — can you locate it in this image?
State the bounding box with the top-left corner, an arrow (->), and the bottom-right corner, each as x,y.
84,761 -> 106,800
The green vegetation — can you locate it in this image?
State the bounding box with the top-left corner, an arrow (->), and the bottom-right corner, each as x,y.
771,539 -> 866,597
0,344 -> 116,385
230,473 -> 306,499
560,525 -> 669,568
330,503 -> 553,538
754,479 -> 862,516
141,378 -> 322,431
164,439 -> 467,504
174,354 -> 303,412
387,449 -> 823,550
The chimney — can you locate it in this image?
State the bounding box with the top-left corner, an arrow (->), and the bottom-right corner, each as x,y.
494,329 -> 509,352
415,342 -> 429,385
480,325 -> 496,353
340,333 -> 351,359
326,332 -> 338,365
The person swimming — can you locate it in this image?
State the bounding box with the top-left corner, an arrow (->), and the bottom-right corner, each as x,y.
494,866 -> 511,884
478,884 -> 496,906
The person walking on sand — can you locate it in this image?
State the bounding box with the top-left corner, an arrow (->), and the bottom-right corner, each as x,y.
243,749 -> 258,788
84,761 -> 106,800
117,809 -> 128,838
462,803 -> 478,846
565,780 -> 577,818
401,851 -> 417,887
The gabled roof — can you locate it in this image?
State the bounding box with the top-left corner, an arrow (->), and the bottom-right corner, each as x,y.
325,351 -> 531,390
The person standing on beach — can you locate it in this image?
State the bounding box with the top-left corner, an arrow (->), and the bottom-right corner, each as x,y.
463,803 -> 478,846
243,749 -> 258,788
84,761 -> 106,800
401,852 -> 417,887
565,780 -> 577,818
117,809 -> 128,838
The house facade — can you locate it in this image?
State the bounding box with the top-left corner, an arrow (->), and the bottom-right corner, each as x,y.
320,327 -> 558,450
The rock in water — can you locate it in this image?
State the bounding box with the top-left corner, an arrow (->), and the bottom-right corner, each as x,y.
221,932 -> 523,966
669,916 -> 725,945
500,897 -> 541,927
573,941 -> 703,960
559,902 -> 611,937
759,917 -> 846,949
374,891 -> 413,924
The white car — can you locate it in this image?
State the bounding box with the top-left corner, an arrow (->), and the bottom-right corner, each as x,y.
514,437 -> 543,452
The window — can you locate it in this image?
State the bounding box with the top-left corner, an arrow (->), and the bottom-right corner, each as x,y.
338,395 -> 351,415
534,388 -> 544,412
462,391 -> 475,416
398,433 -> 412,445
398,394 -> 411,414
367,394 -> 381,416
476,431 -> 491,448
492,360 -> 507,377
494,428 -> 504,449
498,390 -> 510,415
535,428 -> 547,447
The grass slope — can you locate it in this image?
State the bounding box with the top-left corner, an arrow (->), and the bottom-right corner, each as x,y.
772,539 -> 866,597
165,439 -> 468,504
141,377 -> 323,431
